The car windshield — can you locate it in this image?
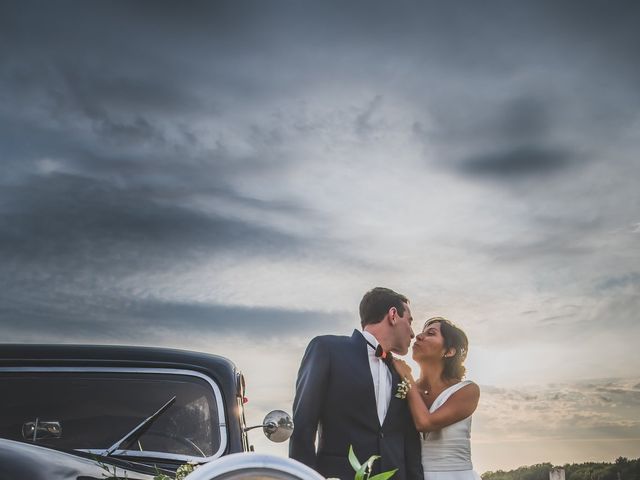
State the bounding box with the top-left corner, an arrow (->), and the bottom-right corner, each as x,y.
0,370 -> 223,459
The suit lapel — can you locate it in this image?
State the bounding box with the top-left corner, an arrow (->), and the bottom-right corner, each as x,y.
382,360 -> 402,428
349,330 -> 379,423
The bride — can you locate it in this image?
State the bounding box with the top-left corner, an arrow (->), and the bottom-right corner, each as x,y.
393,317 -> 481,480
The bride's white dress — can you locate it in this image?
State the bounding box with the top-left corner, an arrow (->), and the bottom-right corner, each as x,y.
421,380 -> 481,480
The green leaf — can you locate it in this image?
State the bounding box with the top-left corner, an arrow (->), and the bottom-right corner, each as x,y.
347,445 -> 391,480
363,455 -> 381,473
369,469 -> 398,480
358,454 -> 381,480
355,462 -> 369,480
348,445 -> 362,472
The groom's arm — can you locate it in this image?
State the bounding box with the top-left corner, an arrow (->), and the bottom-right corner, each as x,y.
289,336 -> 331,470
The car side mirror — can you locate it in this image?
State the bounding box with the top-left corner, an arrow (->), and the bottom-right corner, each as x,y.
244,410 -> 293,443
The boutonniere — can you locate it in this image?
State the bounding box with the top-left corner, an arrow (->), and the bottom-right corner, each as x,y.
395,377 -> 411,399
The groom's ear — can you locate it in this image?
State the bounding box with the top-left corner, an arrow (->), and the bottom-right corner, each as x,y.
387,307 -> 397,325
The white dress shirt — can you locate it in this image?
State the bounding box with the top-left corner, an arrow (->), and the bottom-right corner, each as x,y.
361,330 -> 392,425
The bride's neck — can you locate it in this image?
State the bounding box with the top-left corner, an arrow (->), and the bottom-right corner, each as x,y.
418,362 -> 447,391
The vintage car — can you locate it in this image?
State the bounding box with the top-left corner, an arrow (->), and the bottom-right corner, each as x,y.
0,344 -> 321,480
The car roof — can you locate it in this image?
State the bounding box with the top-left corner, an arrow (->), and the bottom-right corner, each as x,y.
0,344 -> 238,382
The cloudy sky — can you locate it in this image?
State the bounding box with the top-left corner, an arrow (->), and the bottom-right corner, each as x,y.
1,0 -> 639,473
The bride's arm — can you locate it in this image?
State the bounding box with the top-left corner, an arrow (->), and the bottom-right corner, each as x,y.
393,359 -> 480,433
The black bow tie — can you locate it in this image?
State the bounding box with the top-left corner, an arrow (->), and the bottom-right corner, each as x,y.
366,341 -> 393,366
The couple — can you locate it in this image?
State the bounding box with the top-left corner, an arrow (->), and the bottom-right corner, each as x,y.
289,287 -> 480,480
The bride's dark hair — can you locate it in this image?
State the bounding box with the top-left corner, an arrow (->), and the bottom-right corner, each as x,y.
425,317 -> 469,381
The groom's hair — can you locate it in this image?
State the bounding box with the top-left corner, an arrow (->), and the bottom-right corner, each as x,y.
359,287 -> 409,327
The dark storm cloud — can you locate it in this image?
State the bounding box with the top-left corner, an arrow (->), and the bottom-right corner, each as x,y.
4,1 -> 640,166
0,61 -> 202,167
0,295 -> 349,341
2,0 -> 640,358
397,2 -> 640,181
458,146 -> 574,178
1,0 -> 319,275
0,170 -> 319,337
0,1 -> 316,116
420,92 -> 589,180
0,172 -> 303,267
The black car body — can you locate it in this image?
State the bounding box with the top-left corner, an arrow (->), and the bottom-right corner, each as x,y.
0,344 -> 289,480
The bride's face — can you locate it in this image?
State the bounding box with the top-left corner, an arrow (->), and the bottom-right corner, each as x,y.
411,321 -> 446,361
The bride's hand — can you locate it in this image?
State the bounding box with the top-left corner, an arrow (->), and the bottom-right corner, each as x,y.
392,358 -> 414,380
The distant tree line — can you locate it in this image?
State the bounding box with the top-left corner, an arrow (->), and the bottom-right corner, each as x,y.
482,457 -> 640,480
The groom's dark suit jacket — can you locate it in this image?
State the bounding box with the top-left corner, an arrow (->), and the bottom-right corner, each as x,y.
289,330 -> 423,480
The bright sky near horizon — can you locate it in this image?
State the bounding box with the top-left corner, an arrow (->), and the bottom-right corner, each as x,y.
1,0 -> 639,474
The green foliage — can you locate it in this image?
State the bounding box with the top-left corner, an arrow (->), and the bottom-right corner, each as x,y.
482,463 -> 553,480
96,457 -> 196,480
563,458 -> 640,480
96,458 -> 129,479
347,445 -> 398,480
482,458 -> 640,480
153,462 -> 198,480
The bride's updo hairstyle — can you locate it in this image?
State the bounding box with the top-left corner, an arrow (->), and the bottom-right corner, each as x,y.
425,317 -> 469,381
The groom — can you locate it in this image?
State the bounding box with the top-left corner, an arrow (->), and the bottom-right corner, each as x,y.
289,287 -> 423,480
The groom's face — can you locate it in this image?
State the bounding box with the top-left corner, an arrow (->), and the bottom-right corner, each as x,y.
391,302 -> 414,355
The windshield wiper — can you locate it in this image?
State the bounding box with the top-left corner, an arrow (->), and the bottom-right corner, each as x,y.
103,396 -> 176,457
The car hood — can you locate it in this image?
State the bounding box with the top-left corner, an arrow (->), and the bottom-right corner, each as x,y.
0,438 -> 155,480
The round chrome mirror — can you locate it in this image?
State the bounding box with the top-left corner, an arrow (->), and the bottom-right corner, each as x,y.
262,410 -> 293,443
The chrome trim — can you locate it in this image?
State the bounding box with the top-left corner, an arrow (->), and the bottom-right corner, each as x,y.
0,366 -> 228,463
185,453 -> 326,480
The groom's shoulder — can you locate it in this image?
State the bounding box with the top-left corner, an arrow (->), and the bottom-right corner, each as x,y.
309,333 -> 350,345
307,333 -> 354,350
